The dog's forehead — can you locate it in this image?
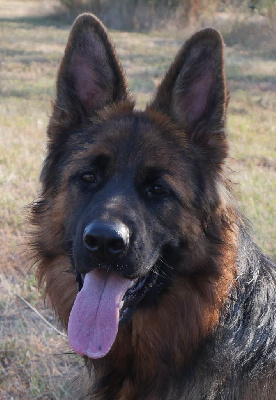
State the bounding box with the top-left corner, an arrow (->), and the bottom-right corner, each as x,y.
69,110 -> 189,168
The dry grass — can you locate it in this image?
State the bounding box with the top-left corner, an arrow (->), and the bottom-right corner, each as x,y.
0,1 -> 275,397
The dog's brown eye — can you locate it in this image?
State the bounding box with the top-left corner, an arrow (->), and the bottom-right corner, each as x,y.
149,185 -> 167,196
81,172 -> 97,184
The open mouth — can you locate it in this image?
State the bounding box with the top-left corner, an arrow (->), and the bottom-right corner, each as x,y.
69,259 -> 171,360
75,267 -> 158,324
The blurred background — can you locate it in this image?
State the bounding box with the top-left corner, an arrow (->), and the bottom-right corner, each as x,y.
0,0 -> 275,398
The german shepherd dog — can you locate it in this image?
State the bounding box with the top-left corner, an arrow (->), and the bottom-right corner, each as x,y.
31,13 -> 276,399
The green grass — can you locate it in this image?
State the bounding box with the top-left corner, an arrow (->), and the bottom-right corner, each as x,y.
0,1 -> 275,398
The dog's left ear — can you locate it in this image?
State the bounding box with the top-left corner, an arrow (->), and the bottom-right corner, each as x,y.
150,28 -> 228,167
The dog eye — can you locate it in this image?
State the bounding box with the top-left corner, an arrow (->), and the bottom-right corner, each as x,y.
148,185 -> 168,196
81,172 -> 97,184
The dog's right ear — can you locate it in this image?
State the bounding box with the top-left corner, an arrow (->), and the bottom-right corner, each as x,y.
53,14 -> 129,125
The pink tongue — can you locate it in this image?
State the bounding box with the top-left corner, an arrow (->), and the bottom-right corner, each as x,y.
68,270 -> 132,359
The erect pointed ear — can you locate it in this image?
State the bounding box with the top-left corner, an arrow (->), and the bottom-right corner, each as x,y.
55,13 -> 129,123
149,28 -> 228,167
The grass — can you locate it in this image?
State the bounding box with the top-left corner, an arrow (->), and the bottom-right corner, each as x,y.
0,1 -> 275,397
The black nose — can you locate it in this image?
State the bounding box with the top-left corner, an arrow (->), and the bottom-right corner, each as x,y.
83,220 -> 130,259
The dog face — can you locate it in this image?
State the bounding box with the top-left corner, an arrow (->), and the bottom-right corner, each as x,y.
64,115 -> 188,278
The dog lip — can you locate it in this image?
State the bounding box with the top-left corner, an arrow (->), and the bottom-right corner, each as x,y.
75,271 -> 84,291
75,271 -> 136,292
119,269 -> 158,324
121,275 -> 148,307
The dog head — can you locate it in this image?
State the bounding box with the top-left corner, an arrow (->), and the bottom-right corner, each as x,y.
33,14 -> 232,360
